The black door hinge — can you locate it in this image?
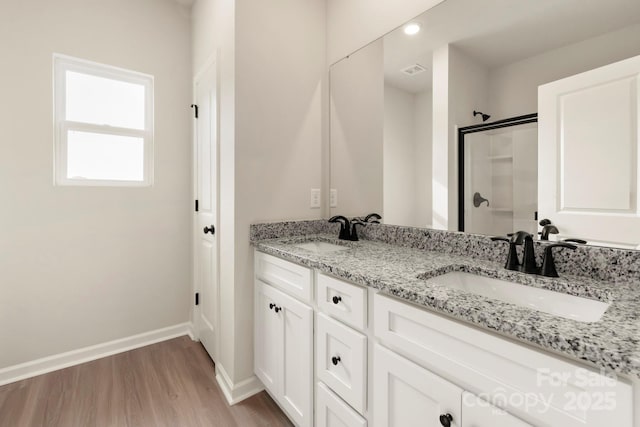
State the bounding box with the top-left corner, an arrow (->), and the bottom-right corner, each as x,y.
195,199 -> 199,212
190,104 -> 198,118
195,292 -> 200,306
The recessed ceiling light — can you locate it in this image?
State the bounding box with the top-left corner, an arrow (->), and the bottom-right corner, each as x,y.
403,23 -> 421,35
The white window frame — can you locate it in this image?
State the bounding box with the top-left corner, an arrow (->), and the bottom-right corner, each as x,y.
53,54 -> 154,186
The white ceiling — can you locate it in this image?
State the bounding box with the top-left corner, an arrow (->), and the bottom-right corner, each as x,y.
383,0 -> 640,93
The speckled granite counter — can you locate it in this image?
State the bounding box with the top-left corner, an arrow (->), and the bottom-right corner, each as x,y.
253,233 -> 640,380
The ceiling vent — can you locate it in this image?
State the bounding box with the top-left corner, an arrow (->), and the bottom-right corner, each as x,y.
401,64 -> 427,76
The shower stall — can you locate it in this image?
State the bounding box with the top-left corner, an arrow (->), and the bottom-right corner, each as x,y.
458,114 -> 538,237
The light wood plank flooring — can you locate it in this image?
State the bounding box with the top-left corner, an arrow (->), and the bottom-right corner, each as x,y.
0,336 -> 293,427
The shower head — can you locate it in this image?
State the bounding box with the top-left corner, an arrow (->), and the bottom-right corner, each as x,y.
473,110 -> 491,122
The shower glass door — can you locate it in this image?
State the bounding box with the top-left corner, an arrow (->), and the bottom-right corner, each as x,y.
458,115 -> 538,236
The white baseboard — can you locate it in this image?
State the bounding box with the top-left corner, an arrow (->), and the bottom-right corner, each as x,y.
0,322 -> 194,387
216,363 -> 264,405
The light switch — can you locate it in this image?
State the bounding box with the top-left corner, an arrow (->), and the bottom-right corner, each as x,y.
310,189 -> 321,208
330,189 -> 338,208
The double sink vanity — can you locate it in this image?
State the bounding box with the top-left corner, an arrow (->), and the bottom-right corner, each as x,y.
251,220 -> 640,427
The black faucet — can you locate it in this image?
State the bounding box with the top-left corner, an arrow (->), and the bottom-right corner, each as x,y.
329,216 -> 351,240
541,242 -> 577,277
350,220 -> 366,241
491,231 -> 538,273
493,231 -> 577,278
364,213 -> 381,224
490,236 -> 520,271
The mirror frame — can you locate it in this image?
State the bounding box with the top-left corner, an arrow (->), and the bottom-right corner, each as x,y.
457,113 -> 538,231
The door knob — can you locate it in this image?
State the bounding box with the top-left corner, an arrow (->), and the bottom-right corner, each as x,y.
439,413 -> 453,427
332,296 -> 342,304
331,356 -> 341,366
203,225 -> 215,235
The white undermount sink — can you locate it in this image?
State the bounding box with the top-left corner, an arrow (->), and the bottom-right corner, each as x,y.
422,271 -> 609,322
294,241 -> 349,254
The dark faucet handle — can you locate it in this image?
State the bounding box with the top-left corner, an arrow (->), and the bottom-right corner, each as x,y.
541,243 -> 577,277
490,236 -> 509,243
329,215 -> 351,240
364,213 -> 381,222
539,218 -> 552,226
563,238 -> 587,245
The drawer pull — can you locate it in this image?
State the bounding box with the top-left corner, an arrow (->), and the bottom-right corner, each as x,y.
332,295 -> 342,304
331,356 -> 341,366
439,413 -> 453,427
269,303 -> 281,313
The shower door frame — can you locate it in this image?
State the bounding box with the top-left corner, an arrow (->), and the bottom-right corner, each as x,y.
457,113 -> 538,232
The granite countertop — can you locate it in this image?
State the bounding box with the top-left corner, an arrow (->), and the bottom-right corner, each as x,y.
253,234 -> 640,380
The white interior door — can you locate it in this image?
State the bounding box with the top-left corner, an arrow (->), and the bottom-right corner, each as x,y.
194,60 -> 218,361
538,54 -> 640,248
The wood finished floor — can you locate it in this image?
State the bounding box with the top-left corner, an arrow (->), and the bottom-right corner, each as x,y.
0,336 -> 293,427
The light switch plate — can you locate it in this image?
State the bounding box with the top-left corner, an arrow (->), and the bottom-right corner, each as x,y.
330,189 -> 338,208
310,189 -> 321,208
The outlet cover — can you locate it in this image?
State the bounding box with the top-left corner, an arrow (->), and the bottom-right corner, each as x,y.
330,189 -> 338,208
310,189 -> 321,208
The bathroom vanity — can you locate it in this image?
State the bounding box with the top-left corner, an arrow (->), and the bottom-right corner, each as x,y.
251,222 -> 640,427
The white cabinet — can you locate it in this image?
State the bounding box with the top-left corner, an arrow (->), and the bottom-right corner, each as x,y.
461,392 -> 531,427
316,382 -> 367,427
374,344 -> 462,427
254,279 -> 313,427
316,313 -> 367,414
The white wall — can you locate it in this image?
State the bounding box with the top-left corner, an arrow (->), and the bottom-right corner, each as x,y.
330,40 -> 384,218
235,0 -> 326,383
432,45 -> 489,230
0,0 -> 192,369
383,85 -> 432,227
327,0 -> 445,64
414,89 -> 433,227
192,0 -> 326,389
384,84 -> 417,226
488,23 -> 640,121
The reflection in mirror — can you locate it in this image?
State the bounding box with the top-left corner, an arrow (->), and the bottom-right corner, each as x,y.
329,0 -> 640,248
458,115 -> 537,237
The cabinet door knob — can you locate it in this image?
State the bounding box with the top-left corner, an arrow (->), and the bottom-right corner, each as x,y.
439,413 -> 453,427
203,225 -> 215,235
269,303 -> 275,310
332,295 -> 342,304
331,356 -> 341,366
274,306 -> 281,313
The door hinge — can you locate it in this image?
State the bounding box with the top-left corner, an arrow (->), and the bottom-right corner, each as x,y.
195,199 -> 199,212
190,104 -> 198,118
195,292 -> 200,306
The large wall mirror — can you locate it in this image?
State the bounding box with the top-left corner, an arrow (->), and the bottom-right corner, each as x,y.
330,0 -> 640,249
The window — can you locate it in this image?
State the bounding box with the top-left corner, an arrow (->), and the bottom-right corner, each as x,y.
54,55 -> 153,186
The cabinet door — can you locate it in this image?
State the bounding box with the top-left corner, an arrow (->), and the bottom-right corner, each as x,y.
316,382 -> 367,427
374,344 -> 462,427
461,392 -> 531,427
317,313 -> 367,414
254,280 -> 283,395
280,288 -> 313,427
538,54 -> 640,248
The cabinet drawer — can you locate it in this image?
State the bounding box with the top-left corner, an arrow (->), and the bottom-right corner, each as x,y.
255,251 -> 312,303
317,273 -> 367,330
317,313 -> 367,414
316,382 -> 367,427
374,293 -> 633,427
